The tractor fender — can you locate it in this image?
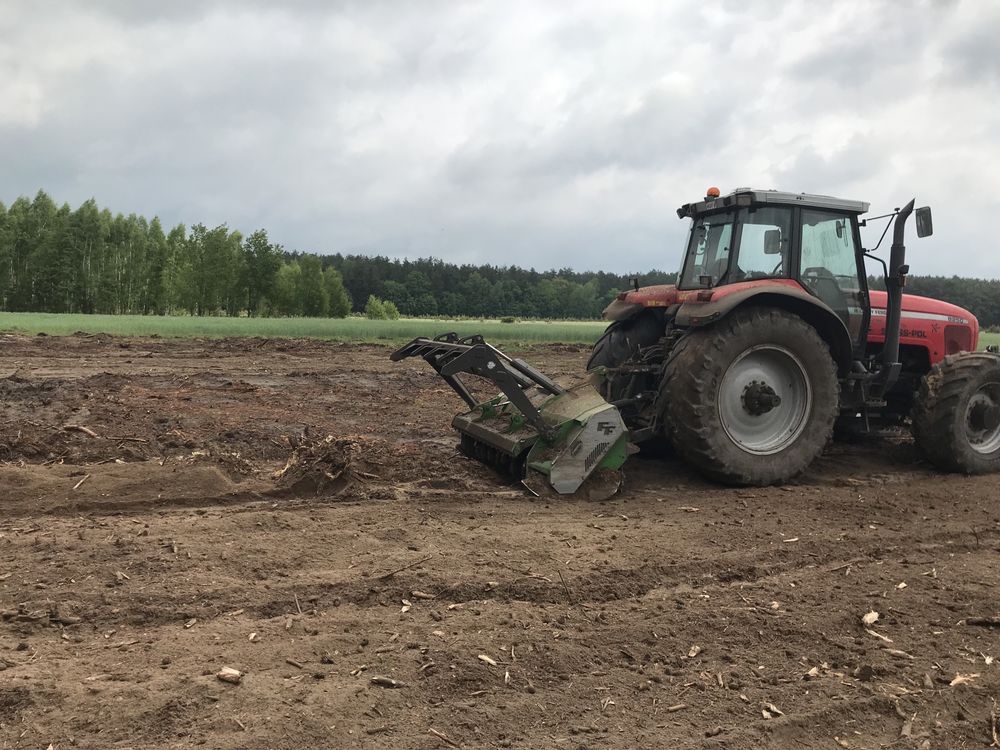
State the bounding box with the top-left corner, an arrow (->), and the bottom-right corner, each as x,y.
602,298 -> 679,323
602,298 -> 644,321
674,287 -> 854,375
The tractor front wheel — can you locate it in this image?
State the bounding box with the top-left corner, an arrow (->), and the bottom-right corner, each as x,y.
911,352 -> 1000,473
660,308 -> 839,485
587,312 -> 664,386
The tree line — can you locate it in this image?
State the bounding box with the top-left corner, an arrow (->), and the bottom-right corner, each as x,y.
0,191 -> 672,320
0,191 -> 351,318
2,191 -> 999,326
322,254 -> 674,320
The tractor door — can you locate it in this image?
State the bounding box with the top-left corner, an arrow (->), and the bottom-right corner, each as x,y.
798,208 -> 868,346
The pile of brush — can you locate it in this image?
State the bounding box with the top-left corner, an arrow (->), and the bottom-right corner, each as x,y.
272,435 -> 382,494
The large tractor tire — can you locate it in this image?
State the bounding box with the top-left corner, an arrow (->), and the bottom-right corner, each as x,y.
911,352 -> 1000,473
587,312 -> 663,376
660,307 -> 839,485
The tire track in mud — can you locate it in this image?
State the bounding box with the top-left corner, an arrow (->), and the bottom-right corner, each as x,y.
5,514 -> 994,635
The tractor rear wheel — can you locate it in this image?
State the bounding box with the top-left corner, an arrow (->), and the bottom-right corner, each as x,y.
911,352 -> 1000,473
660,307 -> 839,485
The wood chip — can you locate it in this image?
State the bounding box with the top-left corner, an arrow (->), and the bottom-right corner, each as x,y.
862,610 -> 880,626
762,702 -> 784,718
64,424 -> 100,439
864,627 -> 892,643
428,727 -> 460,747
375,555 -> 433,580
949,672 -> 979,687
990,697 -> 999,748
217,667 -> 242,684
900,714 -> 914,738
687,645 -> 702,658
371,675 -> 406,688
478,654 -> 497,666
184,618 -> 197,629
72,474 -> 91,491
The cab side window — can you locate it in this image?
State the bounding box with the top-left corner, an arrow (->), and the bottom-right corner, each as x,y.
733,207 -> 792,280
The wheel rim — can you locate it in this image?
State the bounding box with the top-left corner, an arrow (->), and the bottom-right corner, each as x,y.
718,345 -> 812,455
965,383 -> 1000,455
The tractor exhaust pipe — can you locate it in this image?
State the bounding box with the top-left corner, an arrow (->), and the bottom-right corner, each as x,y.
881,198 -> 915,374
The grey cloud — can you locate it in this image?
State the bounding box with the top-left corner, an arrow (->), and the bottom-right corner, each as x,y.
941,22 -> 1000,86
772,139 -> 887,193
1,0 -> 998,277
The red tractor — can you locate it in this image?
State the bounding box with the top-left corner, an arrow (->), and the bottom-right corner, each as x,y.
395,187 -> 1000,496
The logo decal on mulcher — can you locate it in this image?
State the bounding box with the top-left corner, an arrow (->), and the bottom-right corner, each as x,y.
596,421 -> 617,436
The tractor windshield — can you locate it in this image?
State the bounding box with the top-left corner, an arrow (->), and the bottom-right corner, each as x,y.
678,212 -> 735,289
679,206 -> 793,289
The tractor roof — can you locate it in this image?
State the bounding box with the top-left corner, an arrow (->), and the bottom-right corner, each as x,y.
677,188 -> 870,219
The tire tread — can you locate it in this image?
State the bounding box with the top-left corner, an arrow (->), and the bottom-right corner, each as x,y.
911,352 -> 1000,473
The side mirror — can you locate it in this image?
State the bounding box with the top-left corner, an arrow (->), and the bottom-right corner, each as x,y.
763,229 -> 782,254
915,206 -> 933,238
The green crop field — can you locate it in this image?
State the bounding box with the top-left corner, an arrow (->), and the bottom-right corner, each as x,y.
981,331 -> 1000,349
1,311 -> 997,350
0,312 -> 610,345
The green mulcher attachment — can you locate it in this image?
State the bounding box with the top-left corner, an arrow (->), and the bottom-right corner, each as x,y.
390,333 -> 629,500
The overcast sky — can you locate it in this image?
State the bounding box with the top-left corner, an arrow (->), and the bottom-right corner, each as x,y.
2,0 -> 998,277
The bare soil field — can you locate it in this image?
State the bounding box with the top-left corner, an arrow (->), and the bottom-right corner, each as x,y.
1,332 -> 998,750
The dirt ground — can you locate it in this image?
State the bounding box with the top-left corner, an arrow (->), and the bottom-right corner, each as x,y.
0,332 -> 998,750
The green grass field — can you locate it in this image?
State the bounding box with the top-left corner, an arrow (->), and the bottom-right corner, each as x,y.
0,312 -> 609,345
0,311 -> 996,349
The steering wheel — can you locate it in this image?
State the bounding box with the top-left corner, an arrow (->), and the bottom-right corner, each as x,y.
770,260 -> 783,276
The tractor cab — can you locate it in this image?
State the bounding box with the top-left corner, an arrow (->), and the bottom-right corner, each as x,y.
676,188 -> 871,344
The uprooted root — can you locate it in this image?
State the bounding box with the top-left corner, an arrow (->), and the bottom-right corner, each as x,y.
272,435 -> 385,495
